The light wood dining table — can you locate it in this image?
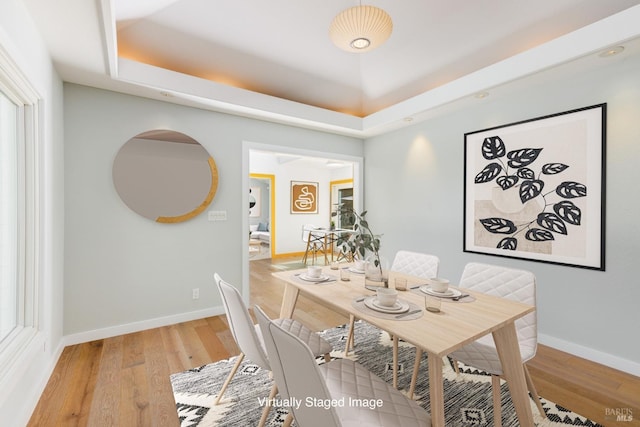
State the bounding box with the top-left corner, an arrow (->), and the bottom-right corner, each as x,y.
273,265 -> 536,427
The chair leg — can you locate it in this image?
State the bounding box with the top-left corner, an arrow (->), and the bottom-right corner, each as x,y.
451,358 -> 460,375
491,375 -> 502,427
408,347 -> 423,399
257,382 -> 278,427
283,412 -> 294,427
524,365 -> 546,417
321,235 -> 328,265
345,315 -> 356,356
214,352 -> 245,405
324,352 -> 332,363
302,240 -> 311,264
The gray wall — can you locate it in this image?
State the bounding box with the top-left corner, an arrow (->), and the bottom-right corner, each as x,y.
363,51 -> 640,370
63,84 -> 362,336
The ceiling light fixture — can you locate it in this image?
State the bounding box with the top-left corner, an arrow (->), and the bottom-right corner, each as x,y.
326,160 -> 345,168
329,3 -> 393,53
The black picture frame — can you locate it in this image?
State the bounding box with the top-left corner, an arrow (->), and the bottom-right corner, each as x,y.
463,104 -> 606,270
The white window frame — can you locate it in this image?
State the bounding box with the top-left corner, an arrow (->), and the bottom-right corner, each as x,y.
0,44 -> 41,383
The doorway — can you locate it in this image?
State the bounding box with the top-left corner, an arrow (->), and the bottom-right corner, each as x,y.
249,174 -> 275,260
330,179 -> 355,230
242,141 -> 364,297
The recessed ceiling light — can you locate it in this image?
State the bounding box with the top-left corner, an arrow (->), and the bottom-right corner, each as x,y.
403,117 -> 414,122
326,160 -> 345,168
598,46 -> 624,58
160,91 -> 173,97
474,92 -> 489,99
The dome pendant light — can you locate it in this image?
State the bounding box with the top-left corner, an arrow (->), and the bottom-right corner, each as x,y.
329,4 -> 393,53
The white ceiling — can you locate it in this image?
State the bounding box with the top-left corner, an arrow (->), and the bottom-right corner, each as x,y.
23,0 -> 640,137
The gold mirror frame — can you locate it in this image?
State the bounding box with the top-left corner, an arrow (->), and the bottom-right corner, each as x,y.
113,130 -> 218,223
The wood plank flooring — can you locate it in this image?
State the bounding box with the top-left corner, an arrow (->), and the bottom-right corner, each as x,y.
28,257 -> 639,426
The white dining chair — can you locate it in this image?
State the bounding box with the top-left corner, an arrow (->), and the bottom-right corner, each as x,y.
254,304 -> 431,427
447,262 -> 546,426
213,273 -> 333,427
301,224 -> 328,265
345,250 -> 439,389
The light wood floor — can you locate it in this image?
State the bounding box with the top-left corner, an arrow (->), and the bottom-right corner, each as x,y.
28,257 -> 639,426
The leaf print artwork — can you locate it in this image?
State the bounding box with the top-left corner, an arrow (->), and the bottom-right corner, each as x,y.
464,103 -> 605,270
475,135 -> 587,252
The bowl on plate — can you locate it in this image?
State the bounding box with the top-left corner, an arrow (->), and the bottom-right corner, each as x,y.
428,277 -> 450,293
307,266 -> 322,278
376,288 -> 398,307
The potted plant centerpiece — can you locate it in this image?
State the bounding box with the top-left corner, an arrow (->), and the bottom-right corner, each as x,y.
335,206 -> 388,289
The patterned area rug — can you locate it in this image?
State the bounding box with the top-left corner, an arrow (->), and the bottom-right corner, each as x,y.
170,322 -> 603,426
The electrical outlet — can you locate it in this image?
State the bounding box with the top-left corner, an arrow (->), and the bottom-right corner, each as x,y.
192,288 -> 200,300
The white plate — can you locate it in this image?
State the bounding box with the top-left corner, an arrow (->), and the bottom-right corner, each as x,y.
364,297 -> 409,314
349,267 -> 365,274
299,274 -> 331,282
420,286 -> 462,298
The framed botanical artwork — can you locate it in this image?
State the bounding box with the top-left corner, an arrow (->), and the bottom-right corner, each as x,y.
463,104 -> 606,270
291,181 -> 318,214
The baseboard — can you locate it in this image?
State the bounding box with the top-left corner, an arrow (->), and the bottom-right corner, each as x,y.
0,335 -> 64,427
20,340 -> 65,427
62,306 -> 226,347
272,251 -> 305,259
539,333 -> 640,377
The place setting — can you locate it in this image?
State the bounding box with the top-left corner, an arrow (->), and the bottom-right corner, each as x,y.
411,277 -> 475,303
352,287 -> 423,320
294,266 -> 337,284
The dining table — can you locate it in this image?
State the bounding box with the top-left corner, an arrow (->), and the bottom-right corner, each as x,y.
273,264 -> 536,427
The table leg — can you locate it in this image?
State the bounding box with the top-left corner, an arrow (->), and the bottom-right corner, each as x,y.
328,234 -> 334,262
408,347 -> 423,399
428,353 -> 445,427
279,283 -> 300,319
324,235 -> 329,265
492,323 -> 534,427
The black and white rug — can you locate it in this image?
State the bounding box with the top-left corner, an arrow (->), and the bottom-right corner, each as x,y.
170,321 -> 603,426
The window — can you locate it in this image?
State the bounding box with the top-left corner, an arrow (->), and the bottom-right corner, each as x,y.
0,88 -> 18,343
0,44 -> 41,381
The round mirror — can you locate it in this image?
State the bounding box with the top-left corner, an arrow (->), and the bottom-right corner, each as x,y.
113,130 -> 218,223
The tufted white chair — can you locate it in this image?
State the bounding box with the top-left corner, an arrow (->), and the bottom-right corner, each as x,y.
345,250 -> 439,389
447,263 -> 545,426
390,250 -> 440,279
254,305 -> 431,427
214,273 -> 333,427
